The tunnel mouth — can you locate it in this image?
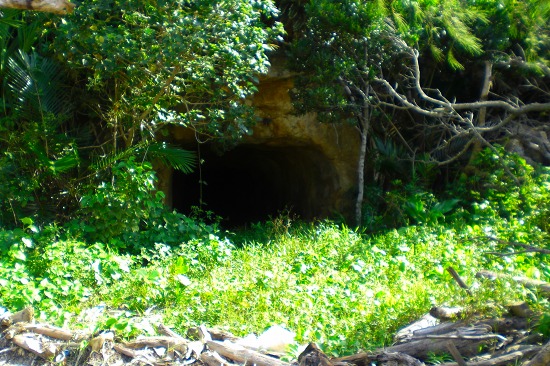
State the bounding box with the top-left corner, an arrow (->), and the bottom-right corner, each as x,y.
172,143 -> 339,228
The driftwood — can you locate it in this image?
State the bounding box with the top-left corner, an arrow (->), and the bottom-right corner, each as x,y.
1,300 -> 548,366
113,343 -> 139,358
122,335 -> 188,353
477,270 -> 550,297
2,322 -> 77,341
206,340 -> 290,366
506,302 -> 534,318
430,306 -> 463,321
485,236 -> 550,256
371,352 -> 425,366
0,0 -> 75,14
447,267 -> 472,295
336,321 -> 498,365
89,332 -> 114,352
439,345 -> 542,366
200,350 -> 239,366
524,340 -> 550,366
0,306 -> 34,327
158,324 -> 187,340
394,313 -> 439,344
188,326 -> 241,343
23,323 -> 77,341
299,343 -> 334,366
446,340 -> 467,366
11,333 -> 59,360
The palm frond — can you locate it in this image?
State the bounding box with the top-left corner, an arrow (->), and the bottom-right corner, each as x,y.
141,142 -> 196,174
49,150 -> 80,175
0,9 -> 22,28
90,141 -> 196,175
90,145 -> 141,171
5,50 -> 72,116
15,15 -> 42,53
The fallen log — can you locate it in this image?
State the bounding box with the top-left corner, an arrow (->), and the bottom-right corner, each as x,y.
12,333 -> 59,360
206,340 -> 290,366
430,306 -> 463,321
188,326 -> 241,343
477,317 -> 530,335
158,324 -> 187,340
113,343 -> 139,358
200,350 -> 240,366
438,344 -> 541,366
298,343 -> 334,366
122,335 -> 188,353
88,332 -> 114,352
371,352 -> 425,366
523,340 -> 550,366
336,326 -> 497,363
506,302 -> 534,318
24,323 -> 77,341
0,306 -> 34,327
394,313 -> 439,344
477,270 -> 550,297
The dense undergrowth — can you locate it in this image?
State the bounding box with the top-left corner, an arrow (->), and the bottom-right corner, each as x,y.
1,148 -> 550,357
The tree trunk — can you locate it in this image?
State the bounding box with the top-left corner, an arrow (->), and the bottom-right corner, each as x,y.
0,0 -> 75,14
355,106 -> 369,228
465,61 -> 492,169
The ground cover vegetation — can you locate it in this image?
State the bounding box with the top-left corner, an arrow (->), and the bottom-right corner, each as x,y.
1,0 -> 550,361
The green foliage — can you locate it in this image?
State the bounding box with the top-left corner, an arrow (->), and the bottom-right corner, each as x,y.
453,147 -> 550,231
53,0 -> 284,142
77,158 -> 200,252
1,165 -> 550,353
0,2 -> 549,360
470,0 -> 550,71
0,12 -> 81,227
0,222 -> 133,316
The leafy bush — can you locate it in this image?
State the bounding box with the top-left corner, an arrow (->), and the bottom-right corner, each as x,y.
453,147 -> 550,231
75,158 -> 217,253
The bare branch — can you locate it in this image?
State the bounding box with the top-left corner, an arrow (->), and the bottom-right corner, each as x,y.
369,41 -> 550,166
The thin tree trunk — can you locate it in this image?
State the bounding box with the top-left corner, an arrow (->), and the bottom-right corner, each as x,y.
466,61 -> 492,168
0,0 -> 75,14
355,99 -> 370,228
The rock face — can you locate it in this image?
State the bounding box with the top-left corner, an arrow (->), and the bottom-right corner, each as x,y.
163,58 -> 360,225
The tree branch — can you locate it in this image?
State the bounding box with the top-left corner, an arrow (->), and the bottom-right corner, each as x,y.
0,0 -> 75,14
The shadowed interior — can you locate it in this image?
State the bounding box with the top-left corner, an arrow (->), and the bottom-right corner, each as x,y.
172,143 -> 339,227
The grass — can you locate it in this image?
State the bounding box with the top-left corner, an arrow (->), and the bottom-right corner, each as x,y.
2,215 -> 547,358
1,153 -> 550,357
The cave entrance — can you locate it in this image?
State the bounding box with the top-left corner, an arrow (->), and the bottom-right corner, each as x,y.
172,143 -> 339,227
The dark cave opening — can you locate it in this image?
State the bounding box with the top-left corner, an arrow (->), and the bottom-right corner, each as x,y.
172,144 -> 339,227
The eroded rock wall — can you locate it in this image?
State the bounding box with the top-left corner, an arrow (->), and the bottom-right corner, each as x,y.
164,58 -> 360,224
